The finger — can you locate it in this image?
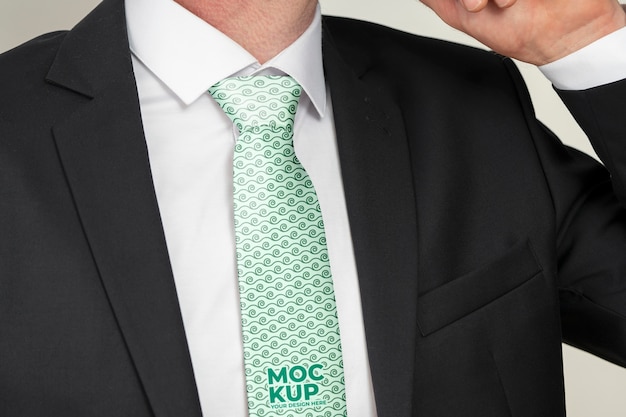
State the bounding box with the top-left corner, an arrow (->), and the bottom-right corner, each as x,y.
459,0 -> 489,12
419,0 -> 465,29
419,0 -> 455,14
493,0 -> 517,9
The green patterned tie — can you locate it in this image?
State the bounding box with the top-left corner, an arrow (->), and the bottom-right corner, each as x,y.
208,76 -> 347,417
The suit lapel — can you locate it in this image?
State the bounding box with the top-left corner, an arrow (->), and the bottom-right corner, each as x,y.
323,21 -> 419,417
46,1 -> 202,416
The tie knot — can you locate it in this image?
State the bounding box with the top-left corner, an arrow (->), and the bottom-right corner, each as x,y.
209,75 -> 302,134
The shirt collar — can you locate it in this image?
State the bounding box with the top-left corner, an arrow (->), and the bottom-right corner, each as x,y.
125,0 -> 326,116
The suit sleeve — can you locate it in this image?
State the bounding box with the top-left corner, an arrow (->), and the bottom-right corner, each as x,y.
506,59 -> 626,367
553,81 -> 626,366
557,81 -> 626,202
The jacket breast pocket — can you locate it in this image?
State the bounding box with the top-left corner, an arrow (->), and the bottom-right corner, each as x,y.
417,240 -> 543,336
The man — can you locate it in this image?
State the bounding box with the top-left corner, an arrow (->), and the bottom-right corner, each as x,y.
1,0 -> 625,416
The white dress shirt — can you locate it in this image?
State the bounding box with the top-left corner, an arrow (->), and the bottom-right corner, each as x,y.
125,0 -> 626,415
126,0 -> 376,416
540,27 -> 626,90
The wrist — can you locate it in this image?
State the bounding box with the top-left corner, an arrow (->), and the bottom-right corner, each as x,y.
533,7 -> 626,65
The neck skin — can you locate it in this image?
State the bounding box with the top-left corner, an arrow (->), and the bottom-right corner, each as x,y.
175,0 -> 318,64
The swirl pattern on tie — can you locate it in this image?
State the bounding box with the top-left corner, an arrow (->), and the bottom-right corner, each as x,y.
209,76 -> 347,417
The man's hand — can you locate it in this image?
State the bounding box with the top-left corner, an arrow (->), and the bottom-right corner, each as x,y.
419,0 -> 626,65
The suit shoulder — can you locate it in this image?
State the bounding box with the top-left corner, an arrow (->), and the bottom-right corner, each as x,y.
0,31 -> 68,117
1,30 -> 67,64
0,31 -> 68,91
322,15 -> 528,107
0,31 -> 72,150
322,16 -> 509,74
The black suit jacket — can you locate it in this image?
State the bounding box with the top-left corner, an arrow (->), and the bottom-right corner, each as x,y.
2,0 -> 626,416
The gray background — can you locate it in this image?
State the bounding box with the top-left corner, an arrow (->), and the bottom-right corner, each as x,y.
2,0 -> 625,415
